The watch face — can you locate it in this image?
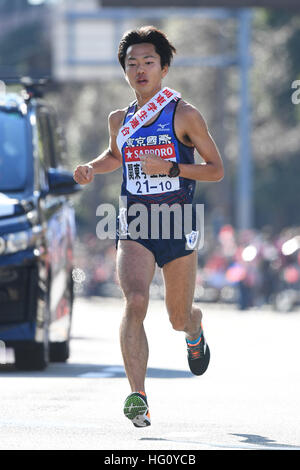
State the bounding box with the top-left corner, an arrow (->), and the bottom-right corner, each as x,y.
169,162 -> 180,177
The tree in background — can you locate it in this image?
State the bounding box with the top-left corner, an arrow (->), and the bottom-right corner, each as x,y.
251,9 -> 300,231
0,0 -> 51,77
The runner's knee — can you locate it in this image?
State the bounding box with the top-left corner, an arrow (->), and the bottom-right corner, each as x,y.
124,291 -> 149,319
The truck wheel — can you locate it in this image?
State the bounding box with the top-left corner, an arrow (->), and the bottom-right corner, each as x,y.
49,340 -> 70,362
14,342 -> 49,371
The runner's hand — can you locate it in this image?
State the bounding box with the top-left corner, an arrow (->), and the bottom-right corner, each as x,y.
140,154 -> 171,175
73,164 -> 94,185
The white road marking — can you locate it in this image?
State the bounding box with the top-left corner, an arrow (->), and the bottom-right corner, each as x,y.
78,372 -> 114,378
77,366 -> 125,378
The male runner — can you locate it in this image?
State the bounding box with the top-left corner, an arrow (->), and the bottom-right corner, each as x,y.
73,26 -> 224,428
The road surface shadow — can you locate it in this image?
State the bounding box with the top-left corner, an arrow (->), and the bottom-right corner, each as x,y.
229,433 -> 300,450
140,434 -> 300,450
0,362 -> 193,379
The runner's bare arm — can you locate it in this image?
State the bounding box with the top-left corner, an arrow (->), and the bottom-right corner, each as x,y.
175,104 -> 224,182
140,102 -> 224,181
73,110 -> 123,185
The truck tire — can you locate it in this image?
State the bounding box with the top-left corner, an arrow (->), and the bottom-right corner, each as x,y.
49,340 -> 70,362
14,341 -> 49,371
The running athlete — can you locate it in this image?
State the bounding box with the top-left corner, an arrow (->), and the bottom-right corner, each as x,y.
73,26 -> 224,428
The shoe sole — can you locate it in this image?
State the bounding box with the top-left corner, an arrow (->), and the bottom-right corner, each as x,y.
123,394 -> 151,428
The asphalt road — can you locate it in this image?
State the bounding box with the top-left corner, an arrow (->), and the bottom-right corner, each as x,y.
0,296 -> 300,451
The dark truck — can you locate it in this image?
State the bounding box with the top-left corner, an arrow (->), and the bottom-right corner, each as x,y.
0,78 -> 80,370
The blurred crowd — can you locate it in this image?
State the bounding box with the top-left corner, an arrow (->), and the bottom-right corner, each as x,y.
197,224 -> 300,312
73,224 -> 300,312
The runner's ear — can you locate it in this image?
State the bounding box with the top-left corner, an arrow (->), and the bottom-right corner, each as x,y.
161,64 -> 169,78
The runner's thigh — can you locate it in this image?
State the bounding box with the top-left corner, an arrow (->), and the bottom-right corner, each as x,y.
117,240 -> 156,298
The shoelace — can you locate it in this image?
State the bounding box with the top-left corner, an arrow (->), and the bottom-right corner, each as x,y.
187,337 -> 203,360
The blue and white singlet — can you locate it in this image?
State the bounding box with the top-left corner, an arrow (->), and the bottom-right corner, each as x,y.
120,98 -> 196,206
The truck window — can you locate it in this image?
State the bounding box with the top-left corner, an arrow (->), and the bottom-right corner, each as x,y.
0,110 -> 28,192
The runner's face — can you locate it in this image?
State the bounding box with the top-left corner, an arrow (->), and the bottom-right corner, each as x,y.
124,43 -> 168,94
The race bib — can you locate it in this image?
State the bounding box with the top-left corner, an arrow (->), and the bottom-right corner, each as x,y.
124,143 -> 179,195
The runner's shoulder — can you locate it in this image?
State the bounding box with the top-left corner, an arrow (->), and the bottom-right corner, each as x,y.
108,108 -> 127,136
177,99 -> 203,120
176,99 -> 207,131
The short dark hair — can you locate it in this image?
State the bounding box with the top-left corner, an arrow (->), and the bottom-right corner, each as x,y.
118,25 -> 176,71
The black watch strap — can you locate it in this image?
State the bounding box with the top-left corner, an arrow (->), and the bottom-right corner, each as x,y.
168,161 -> 180,177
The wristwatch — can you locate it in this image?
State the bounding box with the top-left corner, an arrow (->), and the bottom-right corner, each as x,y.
168,161 -> 180,177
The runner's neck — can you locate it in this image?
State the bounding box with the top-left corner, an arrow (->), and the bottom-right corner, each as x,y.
135,85 -> 164,109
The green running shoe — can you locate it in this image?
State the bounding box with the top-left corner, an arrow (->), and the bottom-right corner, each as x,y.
123,392 -> 151,428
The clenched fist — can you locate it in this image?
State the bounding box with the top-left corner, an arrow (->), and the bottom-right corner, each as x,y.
139,153 -> 171,176
73,164 -> 94,185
